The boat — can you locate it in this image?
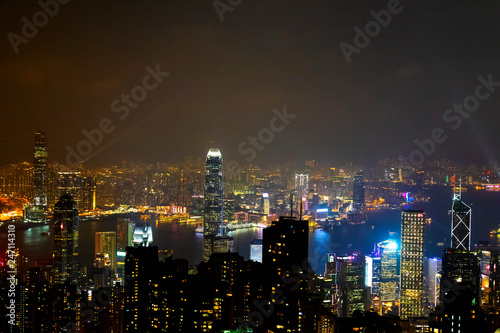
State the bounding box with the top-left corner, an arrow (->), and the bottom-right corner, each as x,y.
195,226 -> 204,233
40,231 -> 49,236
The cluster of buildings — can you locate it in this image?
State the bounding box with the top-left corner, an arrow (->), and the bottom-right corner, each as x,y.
2,133 -> 500,332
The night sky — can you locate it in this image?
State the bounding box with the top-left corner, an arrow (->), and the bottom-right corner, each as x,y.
1,1 -> 499,167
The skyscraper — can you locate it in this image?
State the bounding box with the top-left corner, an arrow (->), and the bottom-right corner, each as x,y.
352,171 -> 365,211
53,194 -> 79,285
262,216 -> 309,331
451,188 -> 471,251
428,257 -> 442,307
400,210 -> 425,319
378,240 -> 399,315
337,254 -> 365,318
95,231 -> 117,271
57,171 -> 82,209
203,148 -> 224,261
33,131 -> 48,208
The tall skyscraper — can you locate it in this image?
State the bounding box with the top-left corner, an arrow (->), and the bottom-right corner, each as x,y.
250,239 -> 263,263
57,171 -> 82,209
400,210 -> 425,319
337,254 -> 365,317
451,188 -> 472,251
294,173 -> 309,196
262,216 -> 309,331
95,231 -> 117,271
33,131 -> 48,208
378,240 -> 399,315
352,171 -> 365,211
428,257 -> 442,307
203,148 -> 224,261
440,248 -> 480,304
124,245 -> 159,332
53,194 -> 79,285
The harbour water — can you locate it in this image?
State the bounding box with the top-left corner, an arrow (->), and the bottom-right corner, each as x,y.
2,186 -> 500,276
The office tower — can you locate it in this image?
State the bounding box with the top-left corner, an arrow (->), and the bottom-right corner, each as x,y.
250,239 -> 263,263
262,216 -> 309,332
352,171 -> 365,211
116,218 -> 134,282
337,254 -> 365,317
33,131 -> 48,208
53,194 -> 79,285
428,257 -> 442,307
262,193 -> 270,214
223,197 -> 236,222
203,148 -> 224,261
132,224 -> 153,247
294,173 -> 309,196
432,249 -> 486,333
57,171 -> 82,209
451,188 -> 472,251
117,218 -> 134,252
440,248 -> 480,304
400,210 -> 425,319
378,240 -> 399,315
95,231 -> 117,271
365,254 -> 381,313
82,175 -> 96,212
124,245 -> 159,332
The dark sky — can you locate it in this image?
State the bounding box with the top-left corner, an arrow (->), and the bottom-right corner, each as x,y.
1,1 -> 499,167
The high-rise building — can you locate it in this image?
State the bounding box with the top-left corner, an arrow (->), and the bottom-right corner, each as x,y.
440,248 -> 480,304
294,173 -> 309,196
337,254 -> 365,317
132,224 -> 153,247
124,245 -> 159,332
378,240 -> 399,315
116,218 -> 134,282
57,171 -> 82,209
95,231 -> 117,271
400,210 -> 425,319
33,131 -> 48,208
352,171 -> 365,211
250,239 -> 263,263
203,148 -> 224,261
451,189 -> 472,251
53,194 -> 79,285
262,216 -> 309,331
428,257 -> 442,307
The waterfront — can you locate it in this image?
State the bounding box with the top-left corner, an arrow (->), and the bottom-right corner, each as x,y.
2,186 -> 500,275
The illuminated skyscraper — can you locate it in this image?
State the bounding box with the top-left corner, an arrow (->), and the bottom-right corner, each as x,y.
250,239 -> 263,263
451,188 -> 471,251
294,173 -> 309,196
95,231 -> 117,271
33,131 -> 48,208
132,224 -> 153,247
57,171 -> 82,209
53,194 -> 79,285
378,240 -> 399,315
400,210 -> 425,319
428,257 -> 442,307
352,171 -> 365,211
203,148 -> 224,261
337,254 -> 365,318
